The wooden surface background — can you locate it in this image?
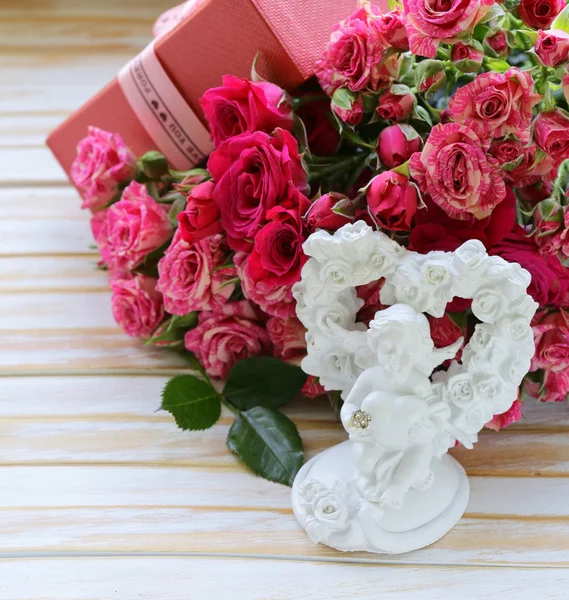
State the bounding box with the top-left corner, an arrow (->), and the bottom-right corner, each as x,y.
1,1 -> 569,598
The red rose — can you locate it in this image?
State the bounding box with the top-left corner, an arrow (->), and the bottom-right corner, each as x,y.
490,226 -> 569,307
535,29 -> 569,67
533,198 -> 564,256
296,100 -> 340,156
200,75 -> 293,147
305,193 -> 355,232
523,370 -> 569,402
409,189 -> 516,253
366,171 -> 419,232
427,313 -> 465,362
534,109 -> 569,163
247,206 -> 308,286
376,85 -> 415,121
177,181 -> 222,244
518,0 -> 565,29
302,376 -> 326,398
377,124 -> 422,169
208,129 -> 308,252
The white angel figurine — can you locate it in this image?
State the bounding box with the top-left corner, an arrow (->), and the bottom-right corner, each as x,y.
341,305 -> 461,508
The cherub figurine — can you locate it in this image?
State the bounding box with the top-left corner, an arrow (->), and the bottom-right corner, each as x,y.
341,305 -> 461,509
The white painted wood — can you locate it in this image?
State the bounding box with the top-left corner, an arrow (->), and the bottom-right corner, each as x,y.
0,292 -> 116,329
0,115 -> 65,147
0,148 -> 66,185
0,256 -> 108,292
3,557 -> 569,600
0,188 -> 84,219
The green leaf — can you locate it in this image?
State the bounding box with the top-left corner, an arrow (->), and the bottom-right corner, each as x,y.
226,406 -> 304,486
552,4 -> 569,34
413,105 -> 433,126
484,58 -> 511,73
146,312 -> 198,346
392,159 -> 410,177
161,374 -> 221,431
224,356 -> 307,411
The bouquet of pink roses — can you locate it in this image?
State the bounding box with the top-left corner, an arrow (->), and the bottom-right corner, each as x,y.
71,0 -> 569,485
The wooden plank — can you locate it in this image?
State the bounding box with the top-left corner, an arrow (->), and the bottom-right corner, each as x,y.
2,465 -> 568,518
0,376 -> 335,421
0,331 -> 188,373
0,148 -> 66,185
0,54 -> 129,113
0,115 -> 64,147
1,502 -> 568,566
0,292 -> 116,329
0,187 -> 84,219
3,558 -> 569,600
0,256 -> 108,292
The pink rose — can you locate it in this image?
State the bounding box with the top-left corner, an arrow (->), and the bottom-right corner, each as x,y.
296,100 -> 341,156
376,85 -> 415,121
200,75 -> 293,148
246,206 -> 308,287
266,316 -> 307,362
448,69 -> 541,142
184,311 -> 272,379
402,0 -> 496,58
535,29 -> 569,67
156,231 -> 236,316
302,376 -> 326,398
98,181 -> 173,272
208,129 -> 308,252
485,397 -> 522,431
534,109 -> 569,163
177,181 -> 222,244
366,171 -> 418,232
559,209 -> 569,257
332,93 -> 364,126
523,371 -> 569,402
409,122 -> 506,220
374,7 -> 409,51
518,0 -> 565,29
110,275 -> 164,339
490,139 -> 554,187
235,252 -> 296,318
71,126 -> 136,211
490,226 -> 569,307
315,5 -> 397,94
377,124 -> 422,168
305,193 -> 355,232
531,309 -> 569,372
450,42 -> 484,73
485,31 -> 509,57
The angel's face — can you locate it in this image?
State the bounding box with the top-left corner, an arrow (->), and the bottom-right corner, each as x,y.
375,325 -> 417,377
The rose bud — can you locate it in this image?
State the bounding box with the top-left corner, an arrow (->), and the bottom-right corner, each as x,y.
375,8 -> 409,51
519,0 -> 565,29
138,150 -> 169,180
534,197 -> 564,254
331,88 -> 364,126
177,180 -> 222,244
535,29 -> 569,67
451,42 -> 484,73
415,59 -> 446,95
485,30 -> 509,57
366,171 -> 419,231
305,192 -> 355,232
376,85 -> 415,122
534,109 -> 569,162
377,124 -> 422,168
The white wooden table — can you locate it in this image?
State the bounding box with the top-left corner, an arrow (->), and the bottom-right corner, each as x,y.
1,2 -> 569,597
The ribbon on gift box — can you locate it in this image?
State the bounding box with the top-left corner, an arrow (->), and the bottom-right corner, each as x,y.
118,0 -> 213,170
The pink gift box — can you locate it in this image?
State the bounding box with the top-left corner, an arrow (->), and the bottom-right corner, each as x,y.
47,0 -> 358,179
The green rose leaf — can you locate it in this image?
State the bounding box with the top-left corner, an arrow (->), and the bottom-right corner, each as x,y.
552,4 -> 569,34
161,374 -> 221,431
224,356 -> 307,411
226,406 -> 304,486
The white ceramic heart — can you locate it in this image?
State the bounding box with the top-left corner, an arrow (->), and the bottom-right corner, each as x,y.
291,221 -> 537,554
